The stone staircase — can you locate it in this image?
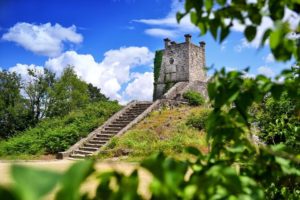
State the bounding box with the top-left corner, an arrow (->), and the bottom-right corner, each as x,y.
57,101 -> 152,159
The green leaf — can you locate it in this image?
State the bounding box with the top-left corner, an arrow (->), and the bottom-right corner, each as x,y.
244,26 -> 256,42
220,26 -> 230,42
0,187 -> 16,200
11,165 -> 61,200
270,29 -> 281,49
261,29 -> 271,46
210,19 -> 219,40
205,0 -> 213,11
184,146 -> 202,157
55,159 -> 94,200
176,12 -> 185,23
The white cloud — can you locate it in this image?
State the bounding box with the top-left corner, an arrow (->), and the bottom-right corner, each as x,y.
263,53 -> 275,63
8,63 -> 44,82
121,72 -> 154,104
2,22 -> 83,57
234,38 -> 251,52
44,47 -> 154,102
232,7 -> 300,49
257,66 -> 275,77
134,0 -> 197,38
145,28 -> 178,38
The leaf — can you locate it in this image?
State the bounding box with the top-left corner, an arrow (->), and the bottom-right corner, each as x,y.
261,29 -> 271,46
184,146 -> 202,157
205,0 -> 213,11
220,26 -> 230,43
244,26 -> 256,42
55,159 -> 95,200
176,12 -> 185,23
0,187 -> 16,200
11,165 -> 61,200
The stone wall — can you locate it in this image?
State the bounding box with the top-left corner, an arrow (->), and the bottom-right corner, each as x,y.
153,34 -> 207,100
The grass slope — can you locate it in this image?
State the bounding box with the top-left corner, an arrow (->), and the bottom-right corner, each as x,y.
0,101 -> 121,159
99,105 -> 209,161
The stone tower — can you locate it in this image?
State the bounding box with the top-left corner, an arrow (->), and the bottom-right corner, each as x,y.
153,34 -> 206,100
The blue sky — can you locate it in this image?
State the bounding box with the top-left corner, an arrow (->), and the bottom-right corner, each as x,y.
0,0 -> 297,103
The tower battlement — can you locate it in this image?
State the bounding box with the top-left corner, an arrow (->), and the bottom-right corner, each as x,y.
153,34 -> 207,100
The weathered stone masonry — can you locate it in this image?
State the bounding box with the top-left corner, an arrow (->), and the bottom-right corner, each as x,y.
153,34 -> 207,100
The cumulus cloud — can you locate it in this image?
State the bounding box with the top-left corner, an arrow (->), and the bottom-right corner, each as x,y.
121,72 -> 154,104
257,66 -> 275,77
263,53 -> 275,63
232,7 -> 300,49
8,63 -> 44,82
134,0 -> 197,38
2,22 -> 83,57
145,28 -> 177,38
44,47 -> 154,103
7,47 -> 154,104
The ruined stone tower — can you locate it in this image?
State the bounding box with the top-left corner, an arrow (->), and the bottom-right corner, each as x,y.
153,34 -> 207,100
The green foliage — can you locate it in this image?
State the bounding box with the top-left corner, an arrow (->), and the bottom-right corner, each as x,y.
0,160 -> 95,200
87,83 -> 108,102
153,50 -> 163,83
0,101 -> 121,156
25,68 -> 56,124
153,50 -> 163,100
253,93 -> 300,154
183,90 -> 205,106
1,0 -> 300,199
186,108 -> 210,130
0,70 -> 29,138
100,106 -> 207,160
177,0 -> 300,61
48,66 -> 89,117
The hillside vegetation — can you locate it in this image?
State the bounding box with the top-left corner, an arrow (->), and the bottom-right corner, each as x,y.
0,101 -> 121,159
99,105 -> 210,161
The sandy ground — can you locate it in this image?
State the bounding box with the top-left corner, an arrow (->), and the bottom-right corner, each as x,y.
0,159 -> 152,199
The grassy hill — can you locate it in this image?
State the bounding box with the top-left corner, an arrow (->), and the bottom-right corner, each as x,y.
98,105 -> 210,161
0,101 -> 121,159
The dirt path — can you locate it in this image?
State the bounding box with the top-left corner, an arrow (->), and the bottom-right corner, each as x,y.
0,159 -> 152,199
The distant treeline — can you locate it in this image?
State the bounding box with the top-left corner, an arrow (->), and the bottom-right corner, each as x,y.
0,66 -> 110,139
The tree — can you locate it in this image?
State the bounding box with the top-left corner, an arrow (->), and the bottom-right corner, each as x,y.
24,68 -> 56,124
47,66 -> 89,117
87,83 -> 108,102
0,71 -> 28,138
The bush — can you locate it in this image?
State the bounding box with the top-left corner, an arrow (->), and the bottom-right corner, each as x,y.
183,90 -> 205,106
0,101 -> 121,157
186,108 -> 210,130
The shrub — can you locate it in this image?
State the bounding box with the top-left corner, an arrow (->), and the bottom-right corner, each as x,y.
186,108 -> 210,130
183,90 -> 205,106
0,101 -> 121,157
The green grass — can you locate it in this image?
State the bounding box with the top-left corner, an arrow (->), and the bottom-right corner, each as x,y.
98,105 -> 209,161
0,101 -> 121,158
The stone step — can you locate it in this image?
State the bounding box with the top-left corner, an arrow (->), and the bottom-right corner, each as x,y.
74,150 -> 93,155
111,121 -> 130,125
101,130 -> 119,134
105,127 -> 122,131
70,154 -> 87,159
114,119 -> 132,123
84,143 -> 102,148
89,140 -> 107,145
94,136 -> 111,141
96,134 -> 114,138
108,124 -> 126,128
79,146 -> 98,152
117,117 -> 136,121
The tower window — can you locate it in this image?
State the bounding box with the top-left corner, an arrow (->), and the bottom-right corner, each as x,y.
169,58 -> 174,64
